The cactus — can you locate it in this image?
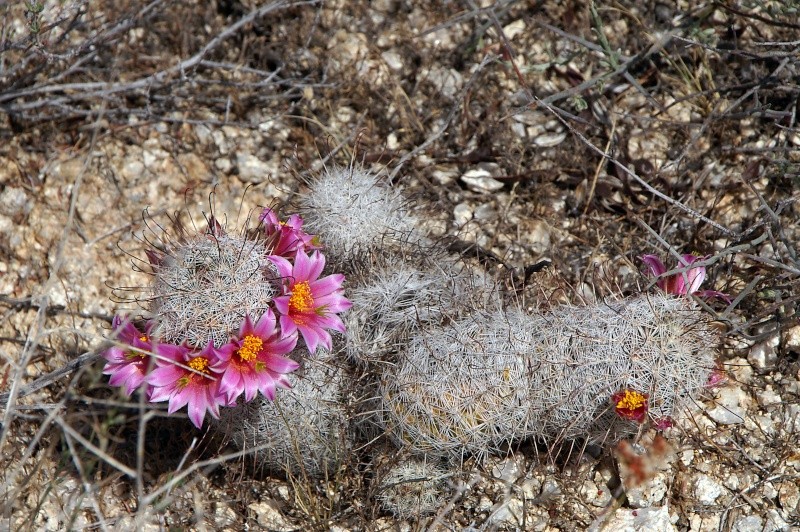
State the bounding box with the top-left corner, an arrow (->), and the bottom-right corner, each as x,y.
104,207 -> 352,443
213,353 -> 351,477
344,254 -> 500,366
296,165 -> 722,463
298,165 -> 424,266
105,163 -> 723,479
378,294 -> 718,460
148,231 -> 279,348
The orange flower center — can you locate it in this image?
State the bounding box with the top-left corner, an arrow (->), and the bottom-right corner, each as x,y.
188,356 -> 210,375
289,281 -> 314,313
238,334 -> 263,362
616,390 -> 646,410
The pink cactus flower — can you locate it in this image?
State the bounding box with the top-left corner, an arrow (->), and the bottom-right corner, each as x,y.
271,250 -> 352,353
146,342 -> 227,429
102,315 -> 156,396
640,254 -> 731,302
217,310 -> 300,403
260,208 -> 320,258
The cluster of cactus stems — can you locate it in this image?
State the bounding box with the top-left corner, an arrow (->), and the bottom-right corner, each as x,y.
103,164 -> 724,496
102,209 -> 351,429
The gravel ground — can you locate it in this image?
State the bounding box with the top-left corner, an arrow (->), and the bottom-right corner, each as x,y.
1,1 -> 799,530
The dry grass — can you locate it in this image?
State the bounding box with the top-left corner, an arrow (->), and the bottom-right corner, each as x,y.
1,0 -> 799,529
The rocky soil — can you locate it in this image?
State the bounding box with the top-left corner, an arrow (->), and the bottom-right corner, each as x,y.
1,0 -> 799,530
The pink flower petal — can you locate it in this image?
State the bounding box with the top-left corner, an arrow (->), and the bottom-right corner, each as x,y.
639,255 -> 666,276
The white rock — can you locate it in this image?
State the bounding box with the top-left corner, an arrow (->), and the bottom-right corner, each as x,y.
748,338 -> 778,370
473,203 -> 496,222
142,146 -> 167,169
194,124 -> 213,145
524,219 -> 552,254
502,19 -> 526,40
785,325 -> 800,349
477,495 -> 493,512
579,479 -> 612,507
0,186 -> 29,218
213,502 -> 237,528
492,456 -> 524,483
694,474 -> 724,505
215,157 -> 233,173
729,356 -> 754,384
276,485 -> 290,501
593,505 -> 675,532
521,477 -> 542,500
747,414 -> 776,436
381,50 -> 404,71
431,167 -> 458,185
248,500 -> 295,531
386,132 -> 399,151
626,471 -> 669,508
453,202 -> 473,227
540,478 -> 561,499
764,509 -> 791,530
212,129 -> 232,154
425,66 -> 463,99
513,110 -> 546,127
756,387 -> 781,407
533,132 -> 567,147
680,449 -> 694,466
511,122 -> 527,138
487,496 -> 524,527
120,158 -> 145,181
707,386 -> 748,424
461,169 -> 504,193
783,404 -> 800,435
236,153 -> 271,183
732,515 -> 763,532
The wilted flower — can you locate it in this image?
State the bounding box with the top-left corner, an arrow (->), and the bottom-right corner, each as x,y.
147,342 -> 227,429
217,310 -> 299,402
612,389 -> 649,423
640,254 -> 731,302
271,250 -> 352,353
705,367 -> 728,388
652,416 -> 674,430
260,208 -> 320,258
102,315 -> 156,396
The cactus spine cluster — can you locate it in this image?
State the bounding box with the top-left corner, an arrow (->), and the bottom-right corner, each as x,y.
215,353 -> 350,476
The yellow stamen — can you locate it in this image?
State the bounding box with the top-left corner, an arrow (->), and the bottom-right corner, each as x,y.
139,334 -> 148,343
188,357 -> 210,374
289,281 -> 314,313
616,390 -> 646,410
238,334 -> 263,362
